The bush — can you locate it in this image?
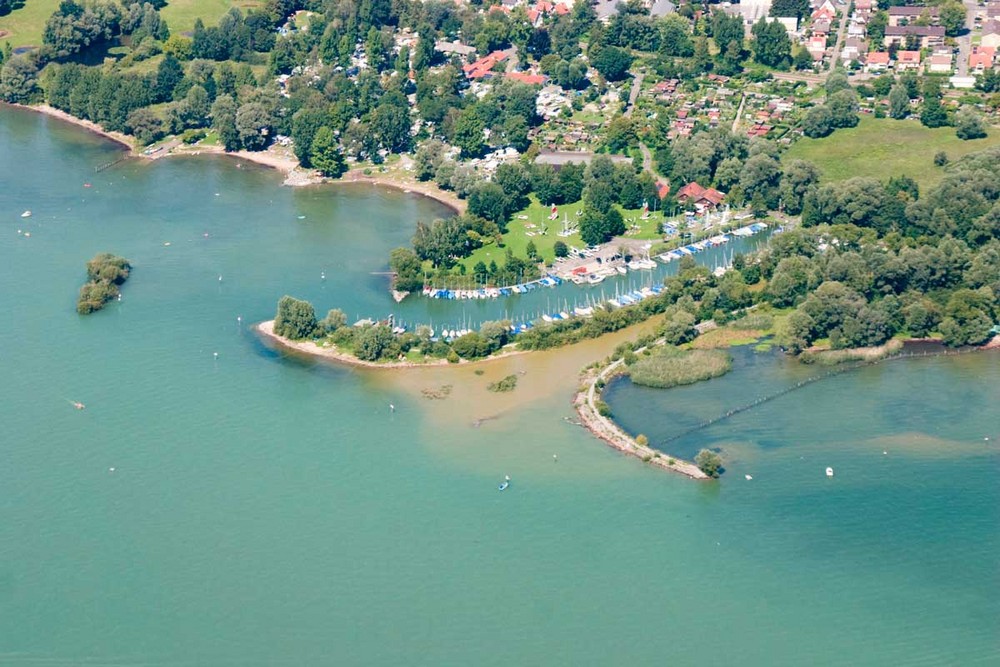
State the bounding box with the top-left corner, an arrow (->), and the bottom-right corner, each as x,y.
77,253 -> 131,314
695,449 -> 723,478
635,434 -> 649,447
628,346 -> 732,389
595,399 -> 612,417
553,240 -> 569,257
487,374 -> 518,392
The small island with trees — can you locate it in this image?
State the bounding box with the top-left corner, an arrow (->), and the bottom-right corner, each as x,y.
77,253 -> 131,314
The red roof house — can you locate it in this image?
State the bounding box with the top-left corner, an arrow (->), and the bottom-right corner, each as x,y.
676,182 -> 726,209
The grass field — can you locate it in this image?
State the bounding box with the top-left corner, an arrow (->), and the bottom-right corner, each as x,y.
0,1 -> 262,49
456,196 -> 666,272
783,115 -> 1000,191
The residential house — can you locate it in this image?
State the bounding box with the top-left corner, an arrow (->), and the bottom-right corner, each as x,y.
806,35 -> 828,59
676,182 -> 726,210
435,41 -> 476,58
811,0 -> 837,22
648,0 -> 677,18
841,37 -> 864,62
983,20 -> 1000,49
895,50 -> 922,70
812,19 -> 832,36
887,6 -> 939,27
506,71 -> 547,85
865,51 -> 891,71
854,0 -> 875,16
969,46 -> 997,72
883,25 -> 945,49
462,50 -> 512,79
928,53 -> 952,73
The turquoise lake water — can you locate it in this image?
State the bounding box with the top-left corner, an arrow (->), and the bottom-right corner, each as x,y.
1,106 -> 998,665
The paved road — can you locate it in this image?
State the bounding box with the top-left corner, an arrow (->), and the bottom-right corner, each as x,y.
955,0 -> 978,76
639,142 -> 653,175
625,73 -> 644,117
732,92 -> 746,132
829,4 -> 850,71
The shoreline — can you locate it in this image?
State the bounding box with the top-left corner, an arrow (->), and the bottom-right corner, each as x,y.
574,356 -> 710,480
256,320 -> 523,369
6,102 -> 136,151
4,102 -> 464,213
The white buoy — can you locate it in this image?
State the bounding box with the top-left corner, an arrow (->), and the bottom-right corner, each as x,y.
321,272 -> 326,280
109,467 -> 115,472
218,275 -> 223,282
745,474 -> 753,480
553,454 -> 558,462
23,232 -> 30,237
826,467 -> 834,477
237,316 -> 242,323
389,403 -> 395,412
505,475 -> 510,482
213,352 -> 218,359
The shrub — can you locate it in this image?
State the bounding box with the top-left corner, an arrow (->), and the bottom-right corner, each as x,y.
77,253 -> 131,314
628,346 -> 732,389
487,374 -> 518,392
695,449 -> 723,478
635,434 -> 649,447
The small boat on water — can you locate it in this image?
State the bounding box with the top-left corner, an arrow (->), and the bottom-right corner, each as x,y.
498,475 -> 510,491
826,467 -> 834,477
21,210 -> 31,218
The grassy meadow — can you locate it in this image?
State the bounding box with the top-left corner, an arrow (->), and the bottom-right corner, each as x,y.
0,0 -> 262,48
783,116 -> 1000,191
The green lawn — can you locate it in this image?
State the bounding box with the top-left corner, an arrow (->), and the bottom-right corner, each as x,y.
0,1 -> 262,49
161,0 -> 263,36
456,196 -> 665,272
783,116 -> 1000,190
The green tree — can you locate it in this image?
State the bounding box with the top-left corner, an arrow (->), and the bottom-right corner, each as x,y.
355,325 -> 398,361
888,83 -> 910,120
920,80 -> 948,128
802,104 -> 833,138
320,309 -> 347,334
126,107 -> 163,145
389,247 -> 424,292
939,1 -> 966,37
553,240 -> 569,257
452,106 -> 486,158
590,45 -> 633,81
827,89 -> 860,128
770,0 -> 809,19
659,14 -> 693,57
235,102 -> 271,150
211,94 -> 240,151
468,182 -> 509,229
155,53 -> 184,102
751,17 -> 792,69
310,127 -> 346,177
955,107 -> 987,140
695,449 -> 723,478
0,55 -> 39,104
273,295 -> 318,339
